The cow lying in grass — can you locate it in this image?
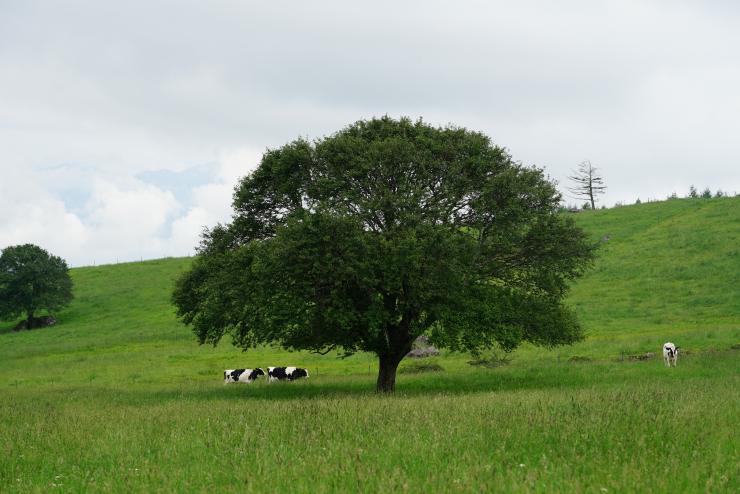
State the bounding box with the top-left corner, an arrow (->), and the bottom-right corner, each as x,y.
663,342 -> 679,367
267,366 -> 309,382
224,368 -> 265,384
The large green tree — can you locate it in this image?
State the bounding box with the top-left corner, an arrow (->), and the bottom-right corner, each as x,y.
0,244 -> 74,328
173,117 -> 595,392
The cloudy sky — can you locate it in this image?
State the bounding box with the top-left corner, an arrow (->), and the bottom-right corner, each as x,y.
1,0 -> 738,266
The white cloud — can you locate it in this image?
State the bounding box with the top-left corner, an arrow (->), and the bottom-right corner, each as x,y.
85,179 -> 178,230
168,147 -> 263,255
217,148 -> 262,185
0,166 -> 87,263
1,1 -> 740,264
79,178 -> 180,262
0,189 -> 87,258
0,147 -> 263,266
0,168 -> 181,266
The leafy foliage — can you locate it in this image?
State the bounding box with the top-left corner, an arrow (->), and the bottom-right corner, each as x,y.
0,244 -> 73,325
173,117 -> 595,390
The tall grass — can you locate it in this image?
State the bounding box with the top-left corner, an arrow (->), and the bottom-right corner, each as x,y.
569,197 -> 740,339
1,196 -> 739,492
2,353 -> 738,493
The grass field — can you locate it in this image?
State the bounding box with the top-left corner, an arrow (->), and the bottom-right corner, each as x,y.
1,197 -> 739,493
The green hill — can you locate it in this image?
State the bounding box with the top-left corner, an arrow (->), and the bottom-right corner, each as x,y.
1,196 -> 738,493
0,197 -> 740,361
569,196 -> 740,353
1,196 -> 738,374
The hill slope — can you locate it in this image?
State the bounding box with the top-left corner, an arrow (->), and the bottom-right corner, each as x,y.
568,196 -> 739,352
0,196 -> 738,373
1,197 -> 738,493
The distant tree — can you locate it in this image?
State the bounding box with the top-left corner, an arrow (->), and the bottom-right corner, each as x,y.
701,187 -> 712,199
688,185 -> 698,198
173,117 -> 595,392
0,244 -> 73,329
635,198 -> 642,204
668,192 -> 678,200
567,160 -> 606,210
715,189 -> 724,198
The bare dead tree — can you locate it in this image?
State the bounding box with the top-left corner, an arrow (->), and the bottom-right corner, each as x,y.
568,160 -> 606,210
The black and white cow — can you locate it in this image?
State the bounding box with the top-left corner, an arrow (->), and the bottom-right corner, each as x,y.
224,368 -> 265,384
662,342 -> 679,367
267,366 -> 309,382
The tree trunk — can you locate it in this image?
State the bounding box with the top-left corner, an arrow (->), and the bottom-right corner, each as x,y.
375,309 -> 414,393
26,310 -> 34,330
588,164 -> 595,209
376,353 -> 404,393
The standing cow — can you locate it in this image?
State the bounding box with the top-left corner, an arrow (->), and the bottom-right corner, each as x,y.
662,342 -> 679,367
267,366 -> 309,382
224,368 -> 265,383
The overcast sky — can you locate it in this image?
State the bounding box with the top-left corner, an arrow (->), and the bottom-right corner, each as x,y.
1,0 -> 738,267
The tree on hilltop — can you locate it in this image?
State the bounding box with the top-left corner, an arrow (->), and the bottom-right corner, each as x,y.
568,160 -> 606,210
172,117 -> 595,392
0,244 -> 73,329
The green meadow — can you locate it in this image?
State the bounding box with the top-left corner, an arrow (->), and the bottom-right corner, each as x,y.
1,197 -> 739,493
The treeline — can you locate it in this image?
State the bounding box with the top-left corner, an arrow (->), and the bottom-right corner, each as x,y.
685,185 -> 733,199
563,186 -> 737,211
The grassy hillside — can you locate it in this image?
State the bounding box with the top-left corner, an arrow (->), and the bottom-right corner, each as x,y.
1,196 -> 738,493
568,196 -> 740,355
2,196 -> 737,367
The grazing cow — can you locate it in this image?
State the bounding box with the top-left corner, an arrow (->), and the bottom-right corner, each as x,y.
224,368 -> 265,384
267,366 -> 309,382
662,342 -> 679,367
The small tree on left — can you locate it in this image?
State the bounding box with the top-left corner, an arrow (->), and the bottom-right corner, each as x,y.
0,244 -> 73,329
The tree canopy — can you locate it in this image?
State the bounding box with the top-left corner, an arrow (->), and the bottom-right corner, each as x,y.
173,117 -> 595,391
0,244 -> 74,328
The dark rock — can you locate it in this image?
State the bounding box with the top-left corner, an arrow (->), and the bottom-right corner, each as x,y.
407,335 -> 439,357
412,335 -> 431,349
406,347 -> 440,358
